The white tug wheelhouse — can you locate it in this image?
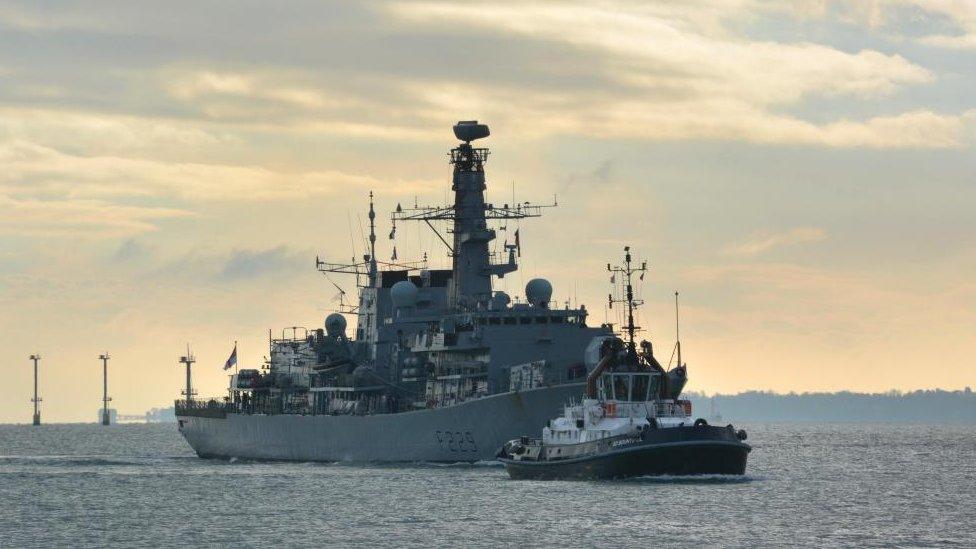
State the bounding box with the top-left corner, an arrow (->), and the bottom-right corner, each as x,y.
543,371 -> 692,446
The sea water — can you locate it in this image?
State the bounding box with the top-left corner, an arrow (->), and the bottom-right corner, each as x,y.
1,423 -> 973,547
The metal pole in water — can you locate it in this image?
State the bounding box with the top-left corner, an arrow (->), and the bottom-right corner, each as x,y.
180,346 -> 196,404
30,354 -> 41,426
99,353 -> 111,425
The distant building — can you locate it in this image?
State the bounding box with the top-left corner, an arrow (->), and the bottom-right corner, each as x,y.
145,407 -> 176,423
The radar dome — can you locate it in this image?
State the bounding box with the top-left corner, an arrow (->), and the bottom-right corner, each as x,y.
391,280 -> 419,308
490,291 -> 511,310
325,313 -> 347,337
525,278 -> 553,308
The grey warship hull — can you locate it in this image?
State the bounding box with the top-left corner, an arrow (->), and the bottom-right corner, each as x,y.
178,384 -> 583,462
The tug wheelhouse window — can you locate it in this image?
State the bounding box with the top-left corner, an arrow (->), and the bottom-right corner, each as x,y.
600,375 -> 613,400
613,375 -> 630,401
632,374 -> 650,402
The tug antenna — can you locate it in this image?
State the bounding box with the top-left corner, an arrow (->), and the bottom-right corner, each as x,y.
607,246 -> 647,357
675,291 -> 682,369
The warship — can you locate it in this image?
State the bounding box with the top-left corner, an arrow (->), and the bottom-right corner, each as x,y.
175,121 -> 686,462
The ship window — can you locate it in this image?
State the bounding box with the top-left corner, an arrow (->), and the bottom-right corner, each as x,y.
535,316 -> 548,324
601,375 -> 613,400
489,317 -> 501,325
551,316 -> 564,324
503,317 -> 516,325
519,317 -> 532,325
632,374 -> 650,402
614,375 -> 630,401
648,375 -> 661,400
477,317 -> 487,325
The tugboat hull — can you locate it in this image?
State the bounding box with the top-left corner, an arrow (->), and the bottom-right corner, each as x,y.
500,426 -> 751,480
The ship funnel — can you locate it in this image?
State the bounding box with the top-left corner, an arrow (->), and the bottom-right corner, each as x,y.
453,120 -> 490,143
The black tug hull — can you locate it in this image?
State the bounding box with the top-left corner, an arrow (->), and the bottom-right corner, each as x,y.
500,426 -> 751,480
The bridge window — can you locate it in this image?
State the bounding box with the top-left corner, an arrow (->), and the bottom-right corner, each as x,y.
614,375 -> 630,401
632,374 -> 649,402
503,317 -> 516,325
534,316 -> 548,324
489,317 -> 501,325
519,317 -> 532,325
551,316 -> 564,324
600,375 -> 613,400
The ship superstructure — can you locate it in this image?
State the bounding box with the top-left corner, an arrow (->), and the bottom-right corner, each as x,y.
176,122 -> 638,462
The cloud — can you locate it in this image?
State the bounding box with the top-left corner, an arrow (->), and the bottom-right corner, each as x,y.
560,159 -> 615,192
725,227 -> 827,256
385,0 -> 972,148
145,246 -> 311,283
0,137 -> 440,203
219,246 -> 307,281
0,2 -> 967,149
769,0 -> 976,51
0,194 -> 190,237
113,239 -> 151,262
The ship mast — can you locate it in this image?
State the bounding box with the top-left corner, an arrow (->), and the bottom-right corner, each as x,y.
316,193 -> 426,295
608,246 -> 647,358
391,121 -> 554,310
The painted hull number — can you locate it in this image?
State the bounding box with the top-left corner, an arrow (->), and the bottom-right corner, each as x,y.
435,430 -> 478,453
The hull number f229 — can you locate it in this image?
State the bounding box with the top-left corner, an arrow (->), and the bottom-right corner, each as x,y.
434,430 -> 478,453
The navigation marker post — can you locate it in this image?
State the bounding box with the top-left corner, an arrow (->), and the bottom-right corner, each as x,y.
29,354 -> 41,426
99,353 -> 112,426
180,346 -> 196,404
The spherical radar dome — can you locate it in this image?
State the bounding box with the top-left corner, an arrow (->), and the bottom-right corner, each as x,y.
525,278 -> 553,308
325,313 -> 347,337
391,280 -> 419,308
491,291 -> 512,310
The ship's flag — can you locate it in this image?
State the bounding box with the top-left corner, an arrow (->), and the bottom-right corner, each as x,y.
391,246 -> 398,261
223,343 -> 237,370
514,229 -> 521,257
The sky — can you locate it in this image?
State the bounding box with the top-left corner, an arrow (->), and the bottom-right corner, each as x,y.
1,0 -> 974,423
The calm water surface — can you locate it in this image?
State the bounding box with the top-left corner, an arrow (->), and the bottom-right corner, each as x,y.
1,423 -> 973,547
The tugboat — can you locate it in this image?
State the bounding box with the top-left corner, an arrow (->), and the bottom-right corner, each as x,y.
498,248 -> 750,480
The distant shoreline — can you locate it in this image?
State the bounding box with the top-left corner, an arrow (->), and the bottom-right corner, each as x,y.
4,388 -> 974,424
685,388 -> 976,423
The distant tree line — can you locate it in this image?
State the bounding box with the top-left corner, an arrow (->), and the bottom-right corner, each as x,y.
684,388 -> 975,423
